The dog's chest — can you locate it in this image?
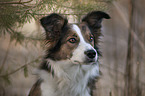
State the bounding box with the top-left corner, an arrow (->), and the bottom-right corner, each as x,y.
40,76 -> 91,96
40,65 -> 99,96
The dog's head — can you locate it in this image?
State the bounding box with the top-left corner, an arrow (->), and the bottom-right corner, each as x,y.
40,11 -> 110,64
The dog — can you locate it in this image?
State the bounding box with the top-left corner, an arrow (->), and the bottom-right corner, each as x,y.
28,11 -> 110,96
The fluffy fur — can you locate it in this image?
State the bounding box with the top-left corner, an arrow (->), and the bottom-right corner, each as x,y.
28,11 -> 110,96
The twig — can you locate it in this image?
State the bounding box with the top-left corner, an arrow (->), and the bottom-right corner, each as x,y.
26,13 -> 86,16
0,0 -> 33,5
21,0 -> 43,13
25,36 -> 44,41
96,0 -> 112,3
0,56 -> 42,77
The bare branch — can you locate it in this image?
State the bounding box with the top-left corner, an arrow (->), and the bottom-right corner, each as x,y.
0,56 -> 42,77
0,0 -> 33,5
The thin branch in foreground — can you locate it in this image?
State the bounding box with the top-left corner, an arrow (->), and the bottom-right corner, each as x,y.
0,0 -> 33,5
0,56 -> 42,77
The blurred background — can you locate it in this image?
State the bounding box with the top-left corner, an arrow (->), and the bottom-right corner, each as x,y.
0,0 -> 145,96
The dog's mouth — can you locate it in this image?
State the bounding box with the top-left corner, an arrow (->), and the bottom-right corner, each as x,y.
69,55 -> 98,65
86,58 -> 96,63
73,59 -> 97,65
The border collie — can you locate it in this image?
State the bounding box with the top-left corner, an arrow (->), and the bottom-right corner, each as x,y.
28,11 -> 110,96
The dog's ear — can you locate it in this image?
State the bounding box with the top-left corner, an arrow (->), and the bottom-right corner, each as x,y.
82,11 -> 110,56
40,13 -> 68,41
82,11 -> 110,28
82,11 -> 110,45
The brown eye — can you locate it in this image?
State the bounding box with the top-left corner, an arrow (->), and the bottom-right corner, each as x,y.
89,35 -> 94,42
68,38 -> 77,43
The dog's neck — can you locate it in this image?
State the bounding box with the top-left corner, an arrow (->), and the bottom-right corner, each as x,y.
48,59 -> 99,79
38,59 -> 99,96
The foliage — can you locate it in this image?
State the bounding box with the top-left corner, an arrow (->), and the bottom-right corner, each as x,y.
0,0 -> 112,85
0,0 -> 112,43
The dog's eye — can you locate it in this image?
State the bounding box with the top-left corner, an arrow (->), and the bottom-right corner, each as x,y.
89,35 -> 94,42
68,38 -> 77,43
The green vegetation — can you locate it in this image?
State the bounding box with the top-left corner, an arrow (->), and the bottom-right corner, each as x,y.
0,0 -> 112,43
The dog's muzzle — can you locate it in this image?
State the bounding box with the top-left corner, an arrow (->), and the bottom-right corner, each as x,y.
84,50 -> 97,63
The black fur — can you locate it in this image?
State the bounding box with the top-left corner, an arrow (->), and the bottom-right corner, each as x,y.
82,11 -> 110,96
82,11 -> 110,57
39,11 -> 110,96
28,79 -> 42,96
40,13 -> 68,41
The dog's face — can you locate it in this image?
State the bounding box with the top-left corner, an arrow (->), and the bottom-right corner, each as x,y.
40,11 -> 110,64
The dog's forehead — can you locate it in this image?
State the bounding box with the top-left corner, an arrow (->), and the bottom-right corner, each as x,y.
71,24 -> 84,41
70,24 -> 91,41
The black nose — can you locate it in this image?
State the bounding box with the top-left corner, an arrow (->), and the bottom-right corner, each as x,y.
84,50 -> 96,59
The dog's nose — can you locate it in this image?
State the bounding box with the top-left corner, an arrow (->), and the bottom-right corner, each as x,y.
84,50 -> 96,59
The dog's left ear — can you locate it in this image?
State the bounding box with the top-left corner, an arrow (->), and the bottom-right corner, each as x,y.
82,11 -> 110,28
82,11 -> 110,44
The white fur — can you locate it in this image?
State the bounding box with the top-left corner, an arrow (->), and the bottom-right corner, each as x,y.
40,60 -> 99,96
70,24 -> 98,63
39,24 -> 99,96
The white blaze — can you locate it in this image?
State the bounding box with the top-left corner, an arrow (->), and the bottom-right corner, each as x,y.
70,24 -> 98,63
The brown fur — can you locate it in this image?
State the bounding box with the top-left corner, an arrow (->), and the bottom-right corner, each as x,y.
47,25 -> 80,60
29,11 -> 110,96
79,22 -> 95,47
28,79 -> 42,96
